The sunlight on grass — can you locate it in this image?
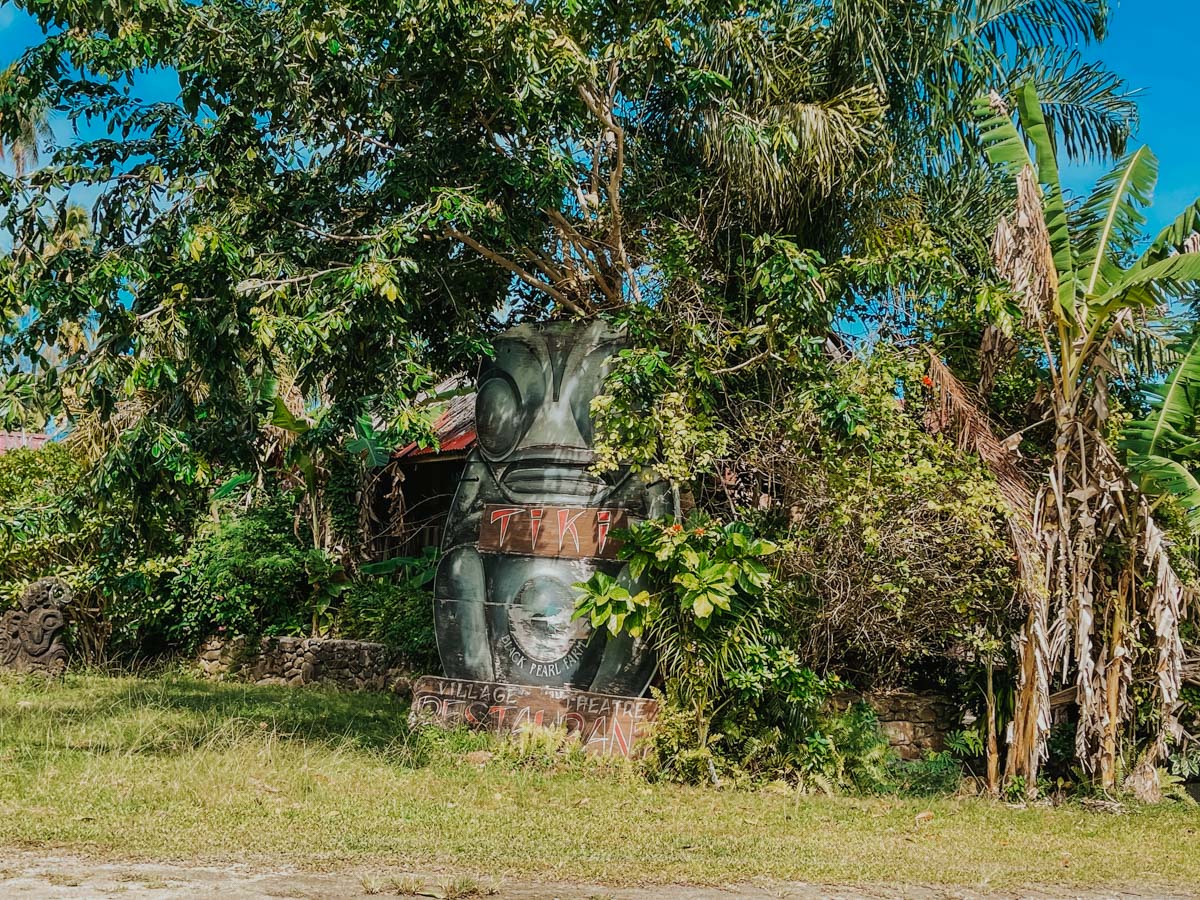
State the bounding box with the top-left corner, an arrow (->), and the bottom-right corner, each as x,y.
0,672 -> 1196,891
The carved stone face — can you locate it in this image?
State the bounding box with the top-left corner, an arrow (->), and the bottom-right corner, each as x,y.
433,320 -> 667,694
1,577 -> 69,674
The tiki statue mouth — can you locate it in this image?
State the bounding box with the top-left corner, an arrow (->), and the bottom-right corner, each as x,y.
497,456 -> 612,500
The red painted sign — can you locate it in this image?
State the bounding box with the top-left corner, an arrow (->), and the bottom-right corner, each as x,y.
409,676 -> 658,757
477,504 -> 628,560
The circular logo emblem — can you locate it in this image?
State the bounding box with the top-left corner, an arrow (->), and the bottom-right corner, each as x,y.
507,577 -> 585,664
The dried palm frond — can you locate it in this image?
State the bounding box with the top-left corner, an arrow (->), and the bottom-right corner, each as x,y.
925,353 -> 1033,520
991,166 -> 1058,328
977,324 -> 1015,400
924,351 -> 1052,781
1143,510 -> 1191,755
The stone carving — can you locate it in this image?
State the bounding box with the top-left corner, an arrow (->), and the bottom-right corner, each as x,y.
0,578 -> 70,674
434,320 -> 668,695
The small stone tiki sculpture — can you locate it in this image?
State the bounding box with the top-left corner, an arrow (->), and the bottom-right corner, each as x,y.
434,320 -> 668,695
0,578 -> 71,674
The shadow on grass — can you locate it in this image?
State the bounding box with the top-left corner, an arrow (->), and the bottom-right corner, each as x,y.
0,672 -> 491,765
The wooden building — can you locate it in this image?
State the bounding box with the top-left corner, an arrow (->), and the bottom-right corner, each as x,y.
377,378 -> 476,559
0,432 -> 48,454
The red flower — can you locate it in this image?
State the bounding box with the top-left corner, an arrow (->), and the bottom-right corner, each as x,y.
670,523 -> 684,533
921,375 -> 933,389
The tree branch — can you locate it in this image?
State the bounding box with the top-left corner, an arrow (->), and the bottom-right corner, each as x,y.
445,227 -> 587,316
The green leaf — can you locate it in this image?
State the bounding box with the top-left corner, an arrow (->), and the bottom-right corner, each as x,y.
1129,336 -> 1200,458
1139,196 -> 1200,267
1077,146 -> 1157,297
1015,83 -> 1076,316
699,562 -> 735,586
211,472 -> 254,500
1123,334 -> 1200,531
294,451 -> 317,492
1098,252 -> 1200,309
347,418 -> 391,468
360,555 -> 424,576
740,559 -> 770,591
725,530 -> 749,553
974,93 -> 1033,178
270,398 -> 310,434
1129,455 -> 1200,531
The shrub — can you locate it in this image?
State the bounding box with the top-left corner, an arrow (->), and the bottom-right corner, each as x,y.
575,514 -> 778,747
0,444 -> 88,598
644,687 -> 898,794
888,751 -> 964,796
0,443 -> 185,660
641,694 -> 722,785
338,578 -> 437,664
730,351 -> 1021,687
167,493 -> 312,644
1170,686 -> 1200,783
717,645 -> 891,791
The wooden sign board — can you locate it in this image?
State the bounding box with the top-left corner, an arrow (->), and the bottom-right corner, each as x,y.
410,675 -> 658,757
477,504 -> 629,560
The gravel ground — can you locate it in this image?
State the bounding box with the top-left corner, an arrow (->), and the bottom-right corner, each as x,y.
0,850 -> 1193,900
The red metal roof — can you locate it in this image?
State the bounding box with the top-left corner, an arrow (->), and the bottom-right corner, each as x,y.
395,376 -> 477,460
0,432 -> 48,454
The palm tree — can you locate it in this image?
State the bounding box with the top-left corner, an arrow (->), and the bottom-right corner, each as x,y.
0,80 -> 52,177
672,0 -> 1136,244
959,84 -> 1200,793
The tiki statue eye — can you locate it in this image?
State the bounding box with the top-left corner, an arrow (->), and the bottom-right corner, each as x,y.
475,374 -> 522,460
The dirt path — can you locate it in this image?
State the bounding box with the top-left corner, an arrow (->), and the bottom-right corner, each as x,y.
0,850 -> 1191,899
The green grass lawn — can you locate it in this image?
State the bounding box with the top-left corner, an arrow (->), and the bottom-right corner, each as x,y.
0,672 -> 1196,892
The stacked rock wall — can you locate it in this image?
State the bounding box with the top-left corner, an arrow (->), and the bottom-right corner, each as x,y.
196,635 -> 412,694
837,690 -> 959,760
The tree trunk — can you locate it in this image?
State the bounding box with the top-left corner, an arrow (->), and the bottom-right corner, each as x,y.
985,654 -> 1000,797
1099,569 -> 1130,790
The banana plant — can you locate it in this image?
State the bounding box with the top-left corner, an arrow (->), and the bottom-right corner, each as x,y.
971,83 -> 1200,792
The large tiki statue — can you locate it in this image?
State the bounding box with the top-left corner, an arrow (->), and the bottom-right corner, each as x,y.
434,320 -> 667,695
0,578 -> 71,674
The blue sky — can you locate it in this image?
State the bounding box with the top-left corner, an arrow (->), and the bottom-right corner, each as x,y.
1061,0 -> 1200,232
1,0 -> 1197,231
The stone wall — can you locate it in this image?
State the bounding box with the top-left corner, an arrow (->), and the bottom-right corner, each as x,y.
837,690 -> 958,760
197,635 -> 413,695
